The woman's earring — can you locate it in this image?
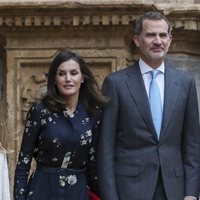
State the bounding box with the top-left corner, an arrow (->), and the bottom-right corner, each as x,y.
81,80 -> 84,83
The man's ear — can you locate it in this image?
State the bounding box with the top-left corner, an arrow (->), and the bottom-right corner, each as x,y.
169,34 -> 172,44
133,35 -> 140,48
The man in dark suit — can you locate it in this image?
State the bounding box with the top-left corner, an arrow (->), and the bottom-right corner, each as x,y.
98,12 -> 200,200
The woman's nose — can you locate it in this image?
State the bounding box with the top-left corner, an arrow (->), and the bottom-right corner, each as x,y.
65,74 -> 71,81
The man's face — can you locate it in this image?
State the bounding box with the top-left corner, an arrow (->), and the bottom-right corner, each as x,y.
134,19 -> 172,67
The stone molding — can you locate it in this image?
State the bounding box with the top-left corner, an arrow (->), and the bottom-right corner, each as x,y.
0,3 -> 200,31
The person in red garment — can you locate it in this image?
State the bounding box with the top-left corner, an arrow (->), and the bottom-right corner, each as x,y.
14,48 -> 106,200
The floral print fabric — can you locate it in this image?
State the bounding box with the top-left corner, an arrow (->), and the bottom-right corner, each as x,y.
14,102 -> 100,200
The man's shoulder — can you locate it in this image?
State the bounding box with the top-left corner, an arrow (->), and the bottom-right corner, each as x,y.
165,62 -> 194,80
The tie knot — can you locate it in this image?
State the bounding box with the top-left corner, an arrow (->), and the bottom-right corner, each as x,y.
150,69 -> 160,79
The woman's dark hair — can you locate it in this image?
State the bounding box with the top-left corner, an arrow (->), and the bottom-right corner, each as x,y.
134,11 -> 172,36
42,48 -> 108,114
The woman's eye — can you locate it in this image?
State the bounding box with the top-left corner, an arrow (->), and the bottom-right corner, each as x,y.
71,71 -> 79,75
57,72 -> 65,76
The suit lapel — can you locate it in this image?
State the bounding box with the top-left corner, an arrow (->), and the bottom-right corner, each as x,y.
159,63 -> 180,142
125,62 -> 157,140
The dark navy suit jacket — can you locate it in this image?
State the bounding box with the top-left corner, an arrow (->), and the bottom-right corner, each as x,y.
98,61 -> 200,200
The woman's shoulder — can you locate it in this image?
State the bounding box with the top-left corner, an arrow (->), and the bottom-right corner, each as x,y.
27,101 -> 51,119
29,101 -> 46,112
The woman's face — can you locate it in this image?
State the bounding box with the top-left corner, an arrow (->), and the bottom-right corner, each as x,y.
55,59 -> 84,101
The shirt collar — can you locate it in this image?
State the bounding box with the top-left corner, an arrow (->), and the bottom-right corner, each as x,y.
139,58 -> 165,75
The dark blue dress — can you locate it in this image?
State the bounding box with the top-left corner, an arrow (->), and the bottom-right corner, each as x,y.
14,102 -> 101,200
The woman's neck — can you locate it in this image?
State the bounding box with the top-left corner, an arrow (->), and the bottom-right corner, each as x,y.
64,97 -> 79,114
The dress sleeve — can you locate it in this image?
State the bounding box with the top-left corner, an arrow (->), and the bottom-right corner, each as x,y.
3,153 -> 11,200
0,152 -> 11,200
86,108 -> 101,195
14,103 -> 42,200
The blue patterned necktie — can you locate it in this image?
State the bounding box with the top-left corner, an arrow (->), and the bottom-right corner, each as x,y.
149,70 -> 162,138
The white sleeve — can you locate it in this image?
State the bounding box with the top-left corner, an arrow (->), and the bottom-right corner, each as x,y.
0,152 -> 11,200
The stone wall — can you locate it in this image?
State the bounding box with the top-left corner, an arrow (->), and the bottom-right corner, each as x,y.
0,1 -> 200,198
0,0 -> 199,3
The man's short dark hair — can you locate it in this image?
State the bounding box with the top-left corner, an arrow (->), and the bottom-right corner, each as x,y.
134,11 -> 172,35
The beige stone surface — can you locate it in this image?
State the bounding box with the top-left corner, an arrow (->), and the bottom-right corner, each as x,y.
0,1 -> 199,199
0,0 -> 153,4
0,0 -> 199,7
0,0 -> 197,3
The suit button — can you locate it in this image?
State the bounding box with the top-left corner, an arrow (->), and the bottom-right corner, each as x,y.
154,164 -> 159,168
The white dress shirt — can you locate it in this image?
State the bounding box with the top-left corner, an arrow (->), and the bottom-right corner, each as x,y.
139,58 -> 165,109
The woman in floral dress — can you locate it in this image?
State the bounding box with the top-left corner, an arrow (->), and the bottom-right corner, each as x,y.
14,49 -> 107,200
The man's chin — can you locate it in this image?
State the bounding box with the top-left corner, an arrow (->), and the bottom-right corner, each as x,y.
150,53 -> 165,60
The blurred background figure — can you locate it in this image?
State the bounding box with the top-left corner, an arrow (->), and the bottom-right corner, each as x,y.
0,107 -> 11,200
